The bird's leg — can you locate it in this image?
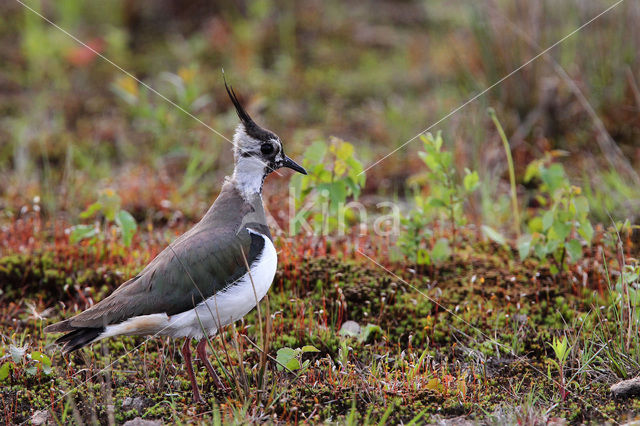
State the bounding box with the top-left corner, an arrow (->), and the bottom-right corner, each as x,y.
181,339 -> 203,404
196,338 -> 225,390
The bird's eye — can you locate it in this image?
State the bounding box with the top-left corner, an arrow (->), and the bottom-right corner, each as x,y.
261,143 -> 274,155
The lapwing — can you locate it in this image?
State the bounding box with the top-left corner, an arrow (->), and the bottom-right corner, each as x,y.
44,81 -> 307,403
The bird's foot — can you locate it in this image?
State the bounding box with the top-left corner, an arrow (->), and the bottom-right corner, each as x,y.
192,392 -> 205,405
196,338 -> 228,391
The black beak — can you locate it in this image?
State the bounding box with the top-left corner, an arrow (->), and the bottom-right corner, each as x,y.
281,155 -> 307,175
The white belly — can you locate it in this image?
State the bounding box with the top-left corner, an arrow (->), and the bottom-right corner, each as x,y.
100,231 -> 277,340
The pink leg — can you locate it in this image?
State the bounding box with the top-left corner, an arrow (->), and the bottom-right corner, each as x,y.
181,339 -> 203,403
196,338 -> 225,390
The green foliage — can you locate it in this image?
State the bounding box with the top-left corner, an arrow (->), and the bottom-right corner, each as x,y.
21,0 -> 75,87
399,132 -> 479,265
547,335 -> 571,401
582,169 -> 640,223
549,335 -> 571,366
29,351 -> 52,375
111,67 -> 214,154
275,345 -> 319,372
339,323 -> 383,343
0,344 -> 52,382
110,67 -> 223,200
518,155 -> 594,272
0,362 -> 8,381
112,66 -> 210,128
70,188 -> 137,247
289,138 -> 366,235
115,210 -> 137,247
481,224 -> 507,245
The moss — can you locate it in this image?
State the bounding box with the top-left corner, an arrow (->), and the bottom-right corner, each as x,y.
2,251 -> 639,424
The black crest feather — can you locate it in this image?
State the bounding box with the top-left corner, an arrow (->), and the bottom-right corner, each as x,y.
224,75 -> 254,126
223,73 -> 277,142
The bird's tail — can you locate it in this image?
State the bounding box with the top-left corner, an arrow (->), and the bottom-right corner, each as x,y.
45,320 -> 104,353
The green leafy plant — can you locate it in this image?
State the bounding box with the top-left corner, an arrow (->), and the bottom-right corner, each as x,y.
275,345 -> 320,372
518,154 -> 594,273
399,132 -> 479,265
0,344 -> 52,382
547,335 -> 571,401
70,188 -> 137,247
289,137 -> 366,235
339,323 -> 383,343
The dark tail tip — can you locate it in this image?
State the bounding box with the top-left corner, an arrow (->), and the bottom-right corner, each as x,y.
55,327 -> 104,353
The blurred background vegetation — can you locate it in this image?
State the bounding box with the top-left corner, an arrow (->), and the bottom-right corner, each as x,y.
1,0 -> 639,232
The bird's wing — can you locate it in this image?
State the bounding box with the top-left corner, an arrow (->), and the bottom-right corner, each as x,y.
46,225 -> 268,331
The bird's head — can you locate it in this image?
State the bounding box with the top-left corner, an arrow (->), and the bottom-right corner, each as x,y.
225,81 -> 306,180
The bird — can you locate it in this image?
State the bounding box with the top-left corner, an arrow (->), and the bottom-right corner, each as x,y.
44,80 -> 307,403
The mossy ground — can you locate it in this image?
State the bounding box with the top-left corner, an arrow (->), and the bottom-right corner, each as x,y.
1,227 -> 639,424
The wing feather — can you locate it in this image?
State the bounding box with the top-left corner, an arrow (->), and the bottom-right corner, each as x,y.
52,228 -> 262,330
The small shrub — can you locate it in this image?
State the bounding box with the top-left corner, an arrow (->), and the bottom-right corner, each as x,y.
399,132 -> 479,265
69,188 -> 137,247
518,154 -> 594,273
547,335 -> 571,401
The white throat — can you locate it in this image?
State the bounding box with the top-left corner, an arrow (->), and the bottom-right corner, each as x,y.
232,156 -> 266,200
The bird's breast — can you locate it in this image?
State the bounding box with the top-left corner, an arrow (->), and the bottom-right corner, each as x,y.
164,230 -> 277,339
